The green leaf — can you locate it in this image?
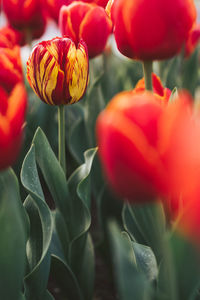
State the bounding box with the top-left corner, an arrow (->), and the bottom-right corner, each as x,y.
68,147 -> 97,238
21,145 -> 53,300
131,242 -> 158,282
122,203 -> 166,263
169,232 -> 200,300
108,221 -> 153,300
0,169 -> 27,300
32,128 -> 70,222
67,148 -> 97,300
50,255 -> 83,300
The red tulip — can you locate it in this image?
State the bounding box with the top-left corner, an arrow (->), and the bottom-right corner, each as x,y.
96,91 -> 168,202
79,0 -> 109,8
111,0 -> 196,60
134,73 -> 171,102
0,83 -> 27,169
44,0 -> 73,22
59,2 -> 112,58
0,45 -> 23,92
185,24 -> 200,57
27,37 -> 89,105
0,26 -> 24,48
2,0 -> 47,42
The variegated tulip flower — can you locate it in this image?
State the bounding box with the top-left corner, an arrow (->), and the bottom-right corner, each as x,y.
27,37 -> 89,106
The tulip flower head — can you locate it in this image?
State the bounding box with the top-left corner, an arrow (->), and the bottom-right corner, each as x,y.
0,83 -> 27,169
111,0 -> 196,60
96,91 -> 168,202
134,73 -> 171,102
59,2 -> 112,58
3,0 -> 46,41
185,24 -> 200,57
0,46 -> 23,92
44,0 -> 73,22
27,37 -> 89,105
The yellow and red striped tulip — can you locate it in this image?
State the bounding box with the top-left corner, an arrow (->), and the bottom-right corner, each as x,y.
27,37 -> 89,105
111,0 -> 196,60
2,0 -> 47,41
0,83 -> 27,169
134,73 -> 171,102
59,2 -> 112,58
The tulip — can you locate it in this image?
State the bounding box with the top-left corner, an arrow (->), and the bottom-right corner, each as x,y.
111,0 -> 196,60
44,0 -> 73,22
0,45 -> 23,92
2,0 -> 46,42
59,2 -> 112,58
185,24 -> 200,57
96,91 -> 168,202
80,0 -> 109,7
0,83 -> 27,170
27,37 -> 89,105
0,26 -> 23,48
134,73 -> 171,102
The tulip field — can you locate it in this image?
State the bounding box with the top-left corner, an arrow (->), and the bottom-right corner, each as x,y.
1,0 -> 200,299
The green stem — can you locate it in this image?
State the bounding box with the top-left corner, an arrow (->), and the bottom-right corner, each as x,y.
58,105 -> 66,175
142,61 -> 153,91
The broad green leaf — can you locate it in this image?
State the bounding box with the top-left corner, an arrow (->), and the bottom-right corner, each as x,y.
0,169 -> 26,300
108,221 -> 153,300
50,255 -> 83,300
68,147 -> 97,238
169,232 -> 200,300
122,203 -> 166,263
21,145 -> 53,300
67,148 -> 97,300
32,128 -> 70,221
131,242 -> 158,282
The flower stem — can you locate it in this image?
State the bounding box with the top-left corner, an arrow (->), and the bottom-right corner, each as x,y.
58,105 -> 66,175
142,61 -> 153,91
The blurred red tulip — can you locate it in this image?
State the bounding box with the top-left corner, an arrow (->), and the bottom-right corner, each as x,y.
0,45 -> 23,92
96,91 -> 168,202
0,26 -> 24,48
2,0 -> 47,42
185,24 -> 200,57
59,1 -> 112,58
27,37 -> 89,105
44,0 -> 73,22
0,83 -> 27,169
80,0 -> 109,8
111,0 -> 196,60
134,73 -> 171,102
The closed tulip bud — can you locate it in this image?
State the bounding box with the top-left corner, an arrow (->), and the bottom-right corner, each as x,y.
96,91 -> 168,202
0,83 -> 27,170
2,0 -> 46,41
0,26 -> 23,48
80,0 -> 109,8
59,2 -> 112,58
0,45 -> 23,92
185,24 -> 200,57
111,0 -> 196,60
44,0 -> 73,22
27,37 -> 89,105
134,73 -> 171,102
